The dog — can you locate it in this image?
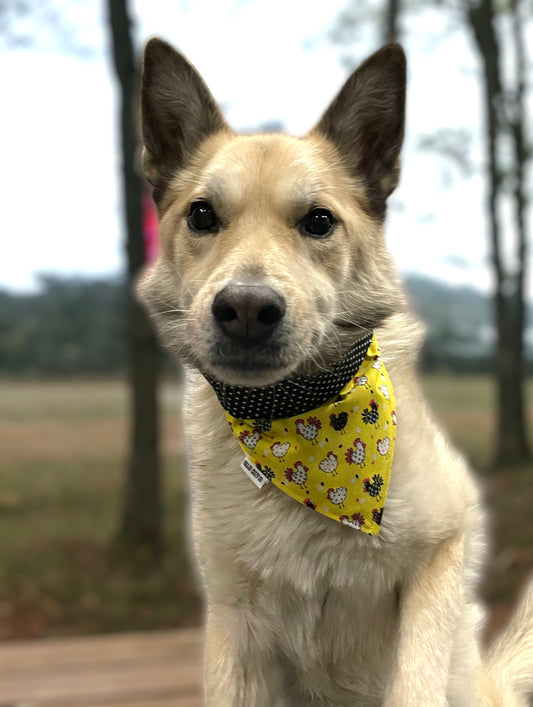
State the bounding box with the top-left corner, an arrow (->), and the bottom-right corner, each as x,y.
138,37 -> 533,706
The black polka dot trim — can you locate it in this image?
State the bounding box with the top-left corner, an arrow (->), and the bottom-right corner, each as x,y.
204,333 -> 373,420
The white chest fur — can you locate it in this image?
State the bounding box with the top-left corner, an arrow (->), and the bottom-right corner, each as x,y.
183,362 -> 484,705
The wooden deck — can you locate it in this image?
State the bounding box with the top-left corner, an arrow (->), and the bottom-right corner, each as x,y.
0,628 -> 203,707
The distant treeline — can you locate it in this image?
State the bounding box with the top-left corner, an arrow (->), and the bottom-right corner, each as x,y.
0,277 -> 128,375
1,274 -> 531,376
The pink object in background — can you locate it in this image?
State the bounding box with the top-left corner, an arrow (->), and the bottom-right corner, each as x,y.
142,184 -> 160,263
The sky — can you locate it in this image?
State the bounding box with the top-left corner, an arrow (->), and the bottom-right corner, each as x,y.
1,0 -> 529,297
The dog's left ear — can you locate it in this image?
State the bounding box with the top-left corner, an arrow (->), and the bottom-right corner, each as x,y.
311,44 -> 406,218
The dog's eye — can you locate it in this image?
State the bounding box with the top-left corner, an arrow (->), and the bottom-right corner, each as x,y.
300,208 -> 335,239
188,201 -> 219,233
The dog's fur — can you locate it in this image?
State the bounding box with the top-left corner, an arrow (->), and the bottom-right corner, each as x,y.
138,38 -> 533,706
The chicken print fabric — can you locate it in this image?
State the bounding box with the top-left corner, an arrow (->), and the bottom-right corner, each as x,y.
226,335 -> 396,535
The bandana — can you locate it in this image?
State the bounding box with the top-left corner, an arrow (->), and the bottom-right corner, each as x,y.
206,334 -> 396,535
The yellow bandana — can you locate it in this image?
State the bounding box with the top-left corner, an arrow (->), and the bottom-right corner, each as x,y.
224,335 -> 396,535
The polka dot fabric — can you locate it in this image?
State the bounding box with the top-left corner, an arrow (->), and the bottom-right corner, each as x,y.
219,335 -> 397,535
204,332 -> 373,420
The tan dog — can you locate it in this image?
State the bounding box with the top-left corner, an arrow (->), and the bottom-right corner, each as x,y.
138,38 -> 533,706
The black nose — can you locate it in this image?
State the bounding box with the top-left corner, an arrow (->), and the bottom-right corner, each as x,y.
212,283 -> 286,345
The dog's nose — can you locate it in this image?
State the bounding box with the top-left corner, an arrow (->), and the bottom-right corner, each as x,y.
212,283 -> 286,345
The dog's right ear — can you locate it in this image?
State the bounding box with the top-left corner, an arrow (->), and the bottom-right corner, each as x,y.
141,38 -> 229,188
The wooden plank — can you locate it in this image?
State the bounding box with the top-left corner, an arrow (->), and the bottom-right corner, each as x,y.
0,628 -> 201,669
0,661 -> 201,703
18,692 -> 202,707
0,629 -> 203,706
74,698 -> 201,707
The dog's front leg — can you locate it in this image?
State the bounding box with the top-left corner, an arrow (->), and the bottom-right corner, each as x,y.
204,599 -> 286,707
383,534 -> 469,707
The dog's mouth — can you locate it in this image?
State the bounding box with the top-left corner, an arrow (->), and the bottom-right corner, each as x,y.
202,334 -> 296,386
203,330 -> 375,420
201,322 -> 360,387
333,318 -> 358,329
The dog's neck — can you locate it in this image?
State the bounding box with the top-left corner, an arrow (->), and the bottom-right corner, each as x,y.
203,332 -> 373,420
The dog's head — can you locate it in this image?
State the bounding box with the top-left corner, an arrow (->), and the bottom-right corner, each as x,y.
138,39 -> 406,386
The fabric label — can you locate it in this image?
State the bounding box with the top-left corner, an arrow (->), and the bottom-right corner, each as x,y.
241,455 -> 271,489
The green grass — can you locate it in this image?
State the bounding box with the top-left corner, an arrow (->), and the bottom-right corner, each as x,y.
422,374 -> 498,468
422,374 -> 533,469
0,378 -> 201,639
0,375 -> 532,640
423,375 -> 533,624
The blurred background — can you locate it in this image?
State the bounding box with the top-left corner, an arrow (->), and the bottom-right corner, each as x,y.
1,0 -> 532,649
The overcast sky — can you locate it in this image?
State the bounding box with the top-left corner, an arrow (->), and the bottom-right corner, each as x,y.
2,0 -> 528,297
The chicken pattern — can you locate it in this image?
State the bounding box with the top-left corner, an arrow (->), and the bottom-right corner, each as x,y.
376,437 -> 391,458
295,416 -> 322,443
225,334 -> 396,536
327,486 -> 347,507
285,462 -> 309,488
319,452 -> 339,475
340,512 -> 366,530
271,441 -> 291,460
329,411 -> 348,433
345,438 -> 366,467
238,429 -> 262,450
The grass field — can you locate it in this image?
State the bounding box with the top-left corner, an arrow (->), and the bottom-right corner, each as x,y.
0,375 -> 532,641
0,377 -> 200,639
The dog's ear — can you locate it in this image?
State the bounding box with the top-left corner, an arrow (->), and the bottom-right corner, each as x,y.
141,38 -> 229,189
311,44 -> 406,218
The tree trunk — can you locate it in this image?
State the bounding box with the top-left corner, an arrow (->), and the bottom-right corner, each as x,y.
384,0 -> 400,43
467,0 -> 530,466
107,0 -> 162,557
507,0 -> 530,462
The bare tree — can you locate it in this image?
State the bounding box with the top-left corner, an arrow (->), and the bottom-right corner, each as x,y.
107,0 -> 162,558
467,0 -> 530,465
385,0 -> 401,42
